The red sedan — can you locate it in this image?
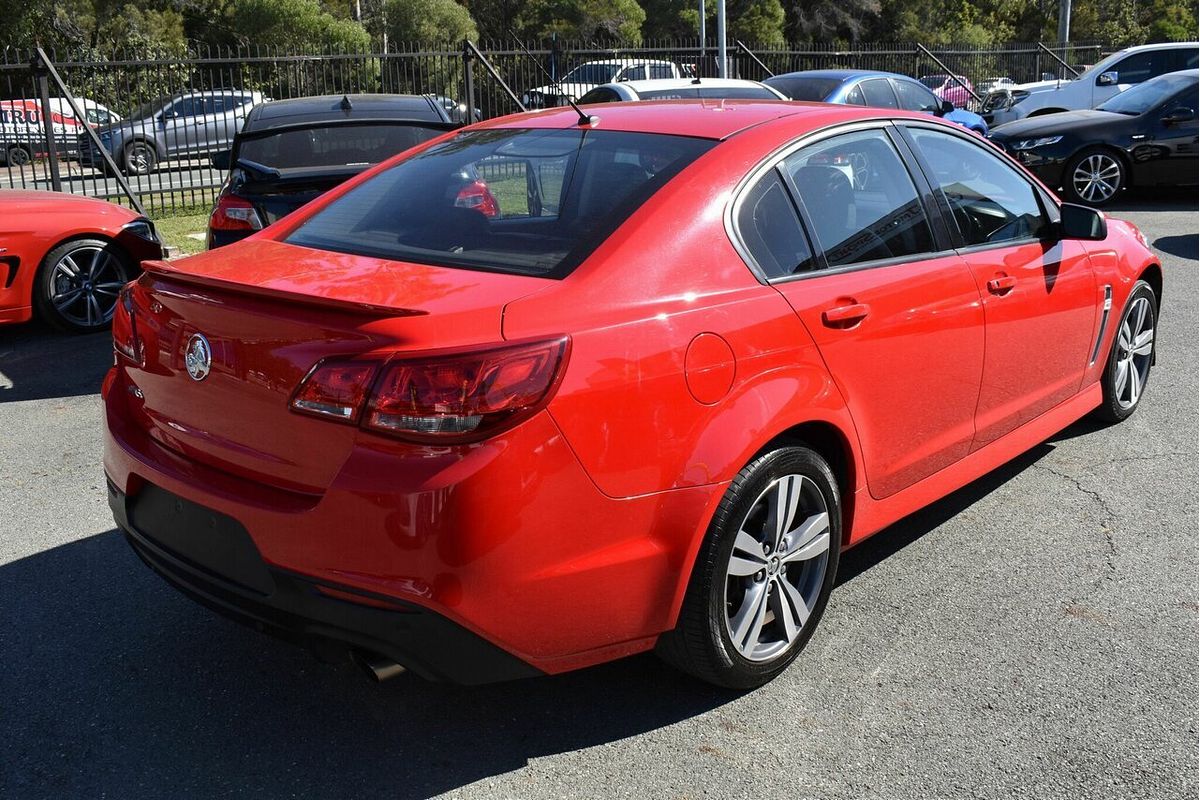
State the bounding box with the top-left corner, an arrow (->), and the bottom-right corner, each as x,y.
0,190 -> 163,332
102,101 -> 1160,688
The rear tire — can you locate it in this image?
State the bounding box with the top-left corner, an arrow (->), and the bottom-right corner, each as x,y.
1093,280 -> 1157,423
657,446 -> 841,689
34,238 -> 135,333
122,140 -> 157,175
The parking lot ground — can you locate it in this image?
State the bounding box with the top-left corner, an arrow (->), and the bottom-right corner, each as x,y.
1,192 -> 1197,800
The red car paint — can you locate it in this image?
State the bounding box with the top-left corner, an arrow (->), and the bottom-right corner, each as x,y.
102,101 -> 1160,679
0,190 -> 160,326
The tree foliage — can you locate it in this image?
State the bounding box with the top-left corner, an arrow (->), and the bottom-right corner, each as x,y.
517,0 -> 647,44
385,0 -> 479,44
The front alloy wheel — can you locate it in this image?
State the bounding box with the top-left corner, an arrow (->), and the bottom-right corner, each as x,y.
1066,149 -> 1124,206
35,238 -> 133,333
657,446 -> 841,689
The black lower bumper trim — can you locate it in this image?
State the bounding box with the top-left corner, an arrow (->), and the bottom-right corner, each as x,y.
109,479 -> 543,684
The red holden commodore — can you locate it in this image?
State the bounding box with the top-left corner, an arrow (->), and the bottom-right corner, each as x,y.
102,101 -> 1160,688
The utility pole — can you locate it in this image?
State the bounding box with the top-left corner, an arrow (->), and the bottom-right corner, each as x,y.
716,0 -> 727,77
699,0 -> 706,74
1057,0 -> 1071,45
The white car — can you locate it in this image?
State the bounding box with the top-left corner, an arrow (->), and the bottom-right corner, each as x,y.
983,41 -> 1198,125
577,77 -> 787,104
0,97 -> 120,165
522,59 -> 685,108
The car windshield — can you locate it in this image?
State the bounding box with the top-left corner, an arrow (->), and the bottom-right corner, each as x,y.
562,64 -> 621,84
286,127 -> 714,278
764,76 -> 843,101
238,123 -> 446,170
1097,73 -> 1198,115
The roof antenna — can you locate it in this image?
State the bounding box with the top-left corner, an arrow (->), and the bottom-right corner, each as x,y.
509,34 -> 598,127
339,94 -> 353,112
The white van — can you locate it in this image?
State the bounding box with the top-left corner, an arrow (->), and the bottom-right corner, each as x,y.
983,42 -> 1199,125
0,97 -> 121,166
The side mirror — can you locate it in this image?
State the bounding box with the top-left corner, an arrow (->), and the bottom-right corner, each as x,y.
1161,106 -> 1196,125
211,149 -> 231,170
1058,202 -> 1107,240
940,99 -> 955,115
1096,71 -> 1118,87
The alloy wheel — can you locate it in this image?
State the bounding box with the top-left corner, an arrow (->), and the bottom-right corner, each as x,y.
724,474 -> 831,662
1072,153 -> 1121,204
1113,295 -> 1154,410
49,245 -> 128,328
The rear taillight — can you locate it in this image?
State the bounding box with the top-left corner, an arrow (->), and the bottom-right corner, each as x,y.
454,180 -> 500,219
209,194 -> 264,231
289,337 -> 570,444
290,360 -> 378,423
111,285 -> 139,363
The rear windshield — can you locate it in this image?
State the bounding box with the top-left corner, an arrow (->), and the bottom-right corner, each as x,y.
285,128 -> 714,278
238,123 -> 445,170
764,76 -> 842,101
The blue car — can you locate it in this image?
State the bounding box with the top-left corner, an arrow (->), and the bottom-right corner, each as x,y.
765,69 -> 988,135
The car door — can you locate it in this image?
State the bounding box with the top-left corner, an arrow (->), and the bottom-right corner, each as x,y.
160,96 -> 202,156
736,125 -> 985,500
1141,86 -> 1200,186
901,124 -> 1098,450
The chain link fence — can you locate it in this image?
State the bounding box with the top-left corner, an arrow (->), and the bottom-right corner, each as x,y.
0,40 -> 1109,216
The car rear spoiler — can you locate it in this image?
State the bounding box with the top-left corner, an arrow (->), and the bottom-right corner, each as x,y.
140,259 -> 428,318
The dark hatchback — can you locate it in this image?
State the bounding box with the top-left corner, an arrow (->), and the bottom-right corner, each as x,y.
989,70 -> 1199,206
207,94 -> 456,248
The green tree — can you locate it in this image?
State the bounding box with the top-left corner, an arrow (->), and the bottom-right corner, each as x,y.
786,0 -> 880,42
728,0 -> 786,44
518,0 -> 647,44
222,0 -> 371,50
640,0 -> 698,39
385,0 -> 478,43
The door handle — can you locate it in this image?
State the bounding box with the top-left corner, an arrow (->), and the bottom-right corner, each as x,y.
987,275 -> 1017,294
822,303 -> 871,327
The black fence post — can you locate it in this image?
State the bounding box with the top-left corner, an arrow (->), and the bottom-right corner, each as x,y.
462,39 -> 476,124
31,52 -> 62,192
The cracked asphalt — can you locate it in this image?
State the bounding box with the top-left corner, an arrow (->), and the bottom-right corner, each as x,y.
2,193 -> 1196,799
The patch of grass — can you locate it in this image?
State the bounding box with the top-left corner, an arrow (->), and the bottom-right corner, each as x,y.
152,211 -> 210,257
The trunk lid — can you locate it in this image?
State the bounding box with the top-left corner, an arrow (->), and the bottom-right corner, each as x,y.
123,238 -> 552,494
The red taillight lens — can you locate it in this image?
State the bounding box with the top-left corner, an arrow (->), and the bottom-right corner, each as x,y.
290,360 -> 378,423
454,180 -> 500,219
209,194 -> 264,231
111,284 -> 139,363
365,337 -> 569,443
290,338 -> 569,443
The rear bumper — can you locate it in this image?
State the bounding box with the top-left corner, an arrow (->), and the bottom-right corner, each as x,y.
110,480 -> 541,683
102,364 -> 721,679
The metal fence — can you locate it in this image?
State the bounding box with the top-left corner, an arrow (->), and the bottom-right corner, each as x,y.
0,39 -> 1109,216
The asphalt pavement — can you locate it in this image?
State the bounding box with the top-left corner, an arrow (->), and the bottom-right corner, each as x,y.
1,194 -> 1196,799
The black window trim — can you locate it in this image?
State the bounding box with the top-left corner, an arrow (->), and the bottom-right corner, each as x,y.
895,120 -> 1062,256
726,119 -> 960,285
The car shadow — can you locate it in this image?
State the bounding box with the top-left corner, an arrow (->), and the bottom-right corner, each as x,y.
1,529 -> 741,799
0,323 -> 111,403
1152,233 -> 1198,261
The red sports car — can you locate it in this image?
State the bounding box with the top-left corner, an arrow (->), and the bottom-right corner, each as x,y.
0,190 -> 163,332
102,101 -> 1160,688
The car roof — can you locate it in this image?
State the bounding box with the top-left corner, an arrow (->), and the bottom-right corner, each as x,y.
576,59 -> 675,67
243,94 -> 446,131
473,99 -> 924,140
614,78 -> 777,95
1114,41 -> 1199,53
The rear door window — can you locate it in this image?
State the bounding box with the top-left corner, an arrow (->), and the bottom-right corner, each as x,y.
860,79 -> 899,109
844,84 -> 866,105
286,128 -> 713,278
649,64 -> 675,79
735,170 -> 815,279
783,128 -> 935,267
